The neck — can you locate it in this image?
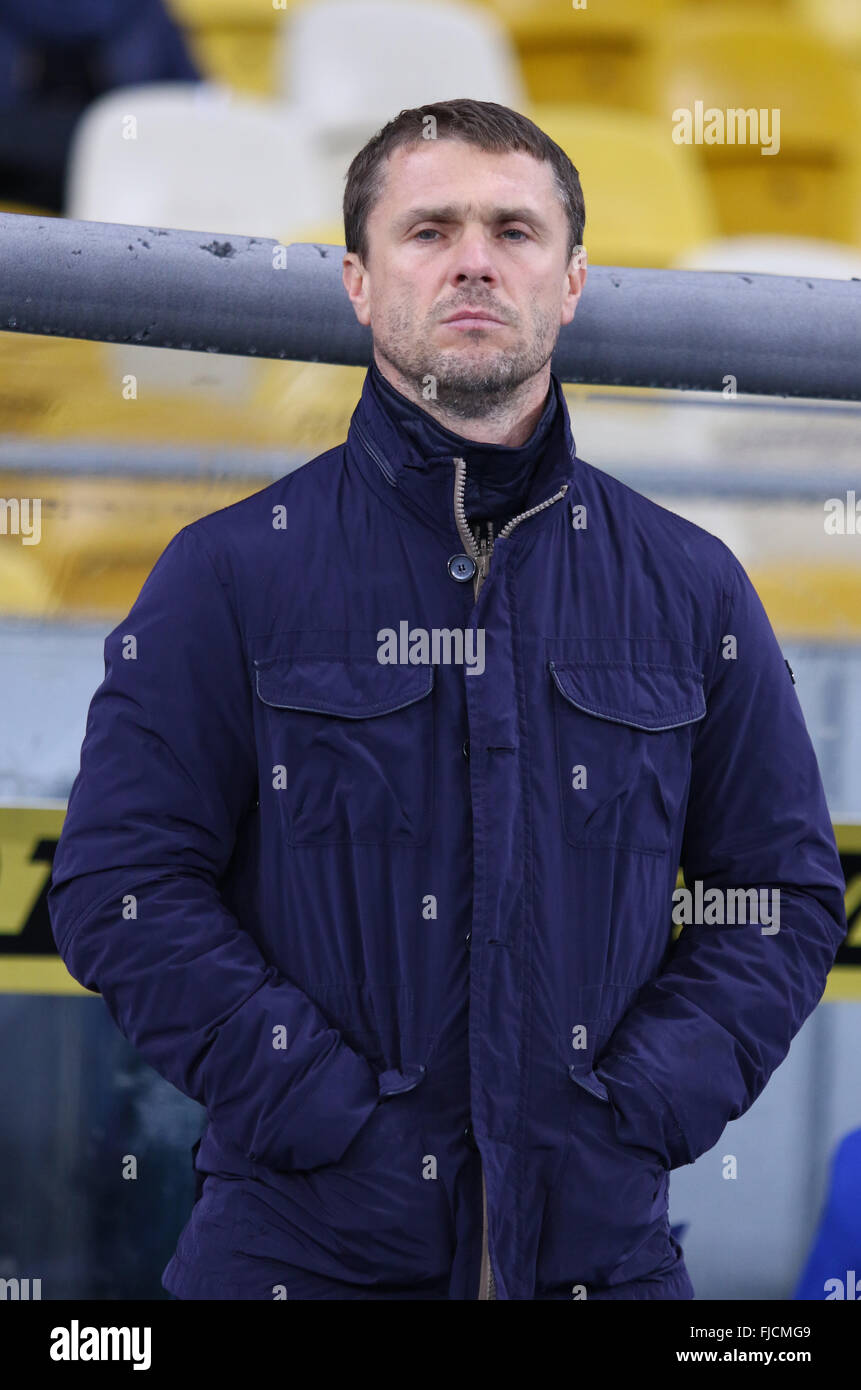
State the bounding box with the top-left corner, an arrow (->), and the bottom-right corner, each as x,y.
372,350 -> 551,447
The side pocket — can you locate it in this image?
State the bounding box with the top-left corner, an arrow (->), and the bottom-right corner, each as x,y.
323,1062 -> 429,1171
223,1061 -> 454,1289
539,1064 -> 672,1286
568,1064 -> 669,1176
592,1051 -> 692,1171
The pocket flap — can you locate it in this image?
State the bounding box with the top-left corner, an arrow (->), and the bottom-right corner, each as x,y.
254,655 -> 434,718
549,659 -> 706,731
568,1064 -> 611,1103
377,1063 -> 427,1099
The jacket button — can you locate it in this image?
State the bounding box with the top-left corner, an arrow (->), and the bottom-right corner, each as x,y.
465,930 -> 471,947
448,554 -> 477,582
464,1123 -> 478,1150
462,738 -> 470,760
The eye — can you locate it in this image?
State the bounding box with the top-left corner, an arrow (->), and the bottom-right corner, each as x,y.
413,227 -> 530,242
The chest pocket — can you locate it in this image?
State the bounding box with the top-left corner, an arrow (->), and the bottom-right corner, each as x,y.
549,658 -> 706,855
254,655 -> 435,846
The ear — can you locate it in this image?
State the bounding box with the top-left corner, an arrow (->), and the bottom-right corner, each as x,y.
342,252 -> 371,327
561,247 -> 588,328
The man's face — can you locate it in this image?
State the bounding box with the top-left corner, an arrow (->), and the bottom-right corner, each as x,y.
343,139 -> 586,418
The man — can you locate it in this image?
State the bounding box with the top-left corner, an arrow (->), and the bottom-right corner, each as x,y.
48,98 -> 847,1301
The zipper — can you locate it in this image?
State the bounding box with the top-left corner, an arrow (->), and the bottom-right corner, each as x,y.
479,1166 -> 497,1299
455,454 -> 567,1300
452,455 -> 568,603
355,428 -> 567,1296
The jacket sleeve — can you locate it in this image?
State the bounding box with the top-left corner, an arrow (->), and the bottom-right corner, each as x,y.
595,552 -> 848,1170
47,523 -> 380,1172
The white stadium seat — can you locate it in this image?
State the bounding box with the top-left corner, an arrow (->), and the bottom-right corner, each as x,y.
281,0 -> 526,136
673,235 -> 861,280
65,81 -> 331,240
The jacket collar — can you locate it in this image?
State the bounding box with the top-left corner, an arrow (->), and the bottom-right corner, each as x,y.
346,359 -> 579,542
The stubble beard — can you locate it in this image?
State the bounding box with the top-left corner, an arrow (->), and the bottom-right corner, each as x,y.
374,300 -> 560,422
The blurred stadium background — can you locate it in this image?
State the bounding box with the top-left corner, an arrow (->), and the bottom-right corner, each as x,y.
1,0 -> 860,1300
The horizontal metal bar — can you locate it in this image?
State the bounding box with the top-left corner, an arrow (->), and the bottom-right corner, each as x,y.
0,435 -> 856,499
0,435 -> 303,477
0,212 -> 859,398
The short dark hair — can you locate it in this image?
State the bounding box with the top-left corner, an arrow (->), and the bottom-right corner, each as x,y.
343,98 -> 585,266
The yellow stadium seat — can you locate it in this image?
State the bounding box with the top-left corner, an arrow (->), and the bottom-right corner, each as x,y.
165,0 -> 291,95
0,201 -> 58,217
0,325 -> 300,623
483,0 -> 670,108
168,0 -> 287,17
793,0 -> 861,141
288,220 -> 348,245
648,15 -> 860,242
749,564 -> 861,642
526,103 -> 720,266
673,0 -> 794,8
251,360 -> 365,460
0,467 -> 263,620
792,0 -> 861,48
0,544 -> 56,619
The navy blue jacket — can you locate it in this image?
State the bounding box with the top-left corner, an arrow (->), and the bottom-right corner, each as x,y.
48,367 -> 847,1299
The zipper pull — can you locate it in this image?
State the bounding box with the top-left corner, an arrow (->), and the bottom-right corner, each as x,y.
475,534 -> 490,601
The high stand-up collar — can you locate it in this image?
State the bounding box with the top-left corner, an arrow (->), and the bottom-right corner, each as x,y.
346,356 -> 579,542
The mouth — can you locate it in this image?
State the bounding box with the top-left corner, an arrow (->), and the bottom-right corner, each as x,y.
441,310 -> 506,330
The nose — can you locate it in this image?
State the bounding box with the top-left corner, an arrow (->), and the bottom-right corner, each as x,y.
449,225 -> 499,287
